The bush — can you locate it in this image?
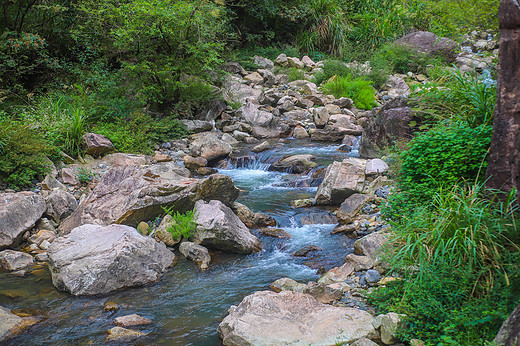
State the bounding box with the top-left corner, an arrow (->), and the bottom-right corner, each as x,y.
387,123 -> 492,213
371,44 -> 444,76
163,208 -> 196,240
371,184 -> 520,345
274,66 -> 306,82
312,60 -> 356,85
0,118 -> 56,188
321,75 -> 376,110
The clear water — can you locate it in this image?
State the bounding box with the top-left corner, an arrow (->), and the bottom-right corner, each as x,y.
2,139 -> 356,345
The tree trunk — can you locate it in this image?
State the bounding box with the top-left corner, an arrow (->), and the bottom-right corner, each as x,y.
486,0 -> 520,201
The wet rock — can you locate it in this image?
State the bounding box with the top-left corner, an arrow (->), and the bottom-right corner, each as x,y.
104,302 -> 119,312
270,278 -> 306,293
0,307 -> 26,341
218,291 -> 378,345
0,192 -> 46,249
180,120 -> 213,133
190,132 -> 232,162
252,141 -> 270,153
114,314 -> 152,327
318,263 -> 354,284
299,213 -> 336,225
45,189 -> 78,223
290,198 -> 315,208
292,245 -> 322,257
365,159 -> 389,175
106,326 -> 147,341
271,154 -> 317,174
179,241 -> 211,271
337,193 -> 372,224
48,224 -> 175,296
316,158 -> 366,205
232,202 -> 275,229
395,31 -> 459,61
153,214 -> 181,247
0,250 -> 33,271
192,200 -> 262,254
256,228 -> 291,238
82,133 -> 115,157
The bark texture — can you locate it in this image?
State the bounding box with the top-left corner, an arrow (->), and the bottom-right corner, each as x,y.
486,0 -> 520,201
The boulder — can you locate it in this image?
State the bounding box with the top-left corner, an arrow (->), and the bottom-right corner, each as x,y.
359,99 -> 416,159
218,291 -> 378,345
103,153 -> 151,166
48,224 -> 175,295
385,75 -> 411,99
223,76 -> 263,104
114,314 -> 152,327
192,200 -> 262,254
304,281 -> 343,304
301,55 -> 316,69
275,53 -> 288,67
337,193 -> 372,224
318,262 -> 354,284
254,55 -> 274,70
377,312 -> 404,345
0,192 -> 46,249
224,62 -> 247,76
60,168 -> 78,185
238,101 -> 290,138
494,302 -> 520,346
183,155 -> 208,171
45,189 -> 78,223
180,120 -> 213,133
153,215 -> 181,246
271,154 -> 317,174
59,163 -> 238,235
41,174 -> 65,191
190,132 -> 233,162
256,228 -> 291,238
354,231 -> 388,264
287,57 -> 305,69
258,69 -> 276,87
0,307 -> 23,342
270,278 -> 306,293
0,250 -> 33,271
313,107 -> 330,128
82,133 -> 115,157
292,126 -> 309,138
316,159 -> 366,205
222,133 -> 240,146
252,141 -> 270,153
351,337 -> 380,346
244,72 -> 264,84
345,254 -> 374,271
365,159 -> 389,175
179,241 -> 211,271
232,202 -> 276,229
395,31 -> 459,61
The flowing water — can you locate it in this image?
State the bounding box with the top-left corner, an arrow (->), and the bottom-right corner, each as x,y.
1,139 -> 359,345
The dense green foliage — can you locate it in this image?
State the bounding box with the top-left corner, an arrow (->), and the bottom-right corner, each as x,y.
163,207 -> 197,240
371,184 -> 520,345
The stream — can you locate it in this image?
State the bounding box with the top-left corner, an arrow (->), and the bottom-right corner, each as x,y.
1,138 -> 360,345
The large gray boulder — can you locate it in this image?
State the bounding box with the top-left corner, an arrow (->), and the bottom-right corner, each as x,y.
315,158 -> 366,205
223,76 -> 263,104
192,200 -> 262,254
189,132 -> 232,162
58,162 -> 238,234
218,291 -> 378,345
82,133 -> 115,157
494,302 -> 520,346
395,31 -> 459,61
48,224 -> 175,296
0,192 -> 46,249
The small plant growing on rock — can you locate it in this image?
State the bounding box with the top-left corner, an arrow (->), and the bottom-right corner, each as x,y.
162,207 -> 196,240
77,167 -> 94,184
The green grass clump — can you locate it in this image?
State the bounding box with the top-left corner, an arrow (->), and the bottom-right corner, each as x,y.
371,183 -> 520,345
163,207 -> 196,240
321,75 -> 376,110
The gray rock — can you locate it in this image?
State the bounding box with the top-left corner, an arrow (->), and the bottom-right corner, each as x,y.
365,269 -> 381,284
318,263 -> 355,284
190,132 -> 233,162
270,277 -> 306,293
395,31 -> 459,61
48,224 -> 175,295
365,159 -> 389,175
183,155 -> 207,171
0,192 -> 46,249
223,76 -> 263,104
82,133 -> 115,157
244,72 -> 264,84
252,141 -> 270,153
345,254 -> 374,271
41,174 -> 65,191
275,53 -> 288,66
218,291 -> 378,345
337,193 -> 372,224
254,56 -> 274,70
0,306 -> 22,341
379,312 -> 404,344
45,189 -> 78,223
271,154 -> 317,174
292,126 -> 309,138
315,158 -> 366,205
179,241 -> 211,271
354,231 -> 388,265
153,215 -> 181,247
494,302 -> 520,346
180,120 -> 213,133
0,250 -> 33,271
192,200 -> 262,254
114,314 -> 152,327
313,107 -> 330,128
351,337 -> 380,346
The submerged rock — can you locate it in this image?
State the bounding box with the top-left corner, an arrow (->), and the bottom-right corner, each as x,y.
114,314 -> 152,328
218,291 -> 378,345
48,224 -> 175,296
192,200 -> 262,254
106,327 -> 147,341
0,192 -> 46,250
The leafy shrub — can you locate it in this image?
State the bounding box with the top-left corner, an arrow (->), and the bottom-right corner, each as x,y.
163,207 -> 196,240
312,60 -> 356,85
371,184 -> 520,345
387,123 -> 492,213
273,66 -> 306,82
0,119 -> 55,188
371,44 -> 444,76
322,75 -> 376,110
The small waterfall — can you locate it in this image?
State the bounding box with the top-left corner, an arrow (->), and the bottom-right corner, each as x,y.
221,151 -> 279,171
